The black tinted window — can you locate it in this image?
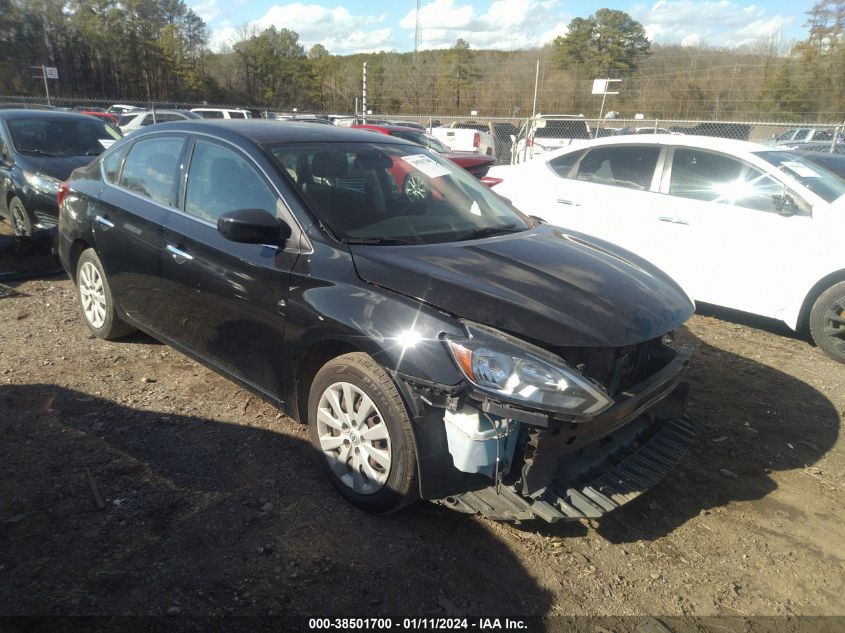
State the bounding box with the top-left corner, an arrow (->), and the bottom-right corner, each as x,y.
119,136 -> 184,205
185,141 -> 277,222
548,150 -> 585,177
102,143 -> 130,183
576,146 -> 660,190
228,111 -> 246,119
196,110 -> 223,119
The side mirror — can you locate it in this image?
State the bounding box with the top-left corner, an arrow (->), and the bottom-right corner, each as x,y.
773,193 -> 799,217
509,134 -> 516,143
217,208 -> 289,245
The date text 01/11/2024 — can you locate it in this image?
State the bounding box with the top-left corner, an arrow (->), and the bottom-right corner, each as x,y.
307,618 -> 528,630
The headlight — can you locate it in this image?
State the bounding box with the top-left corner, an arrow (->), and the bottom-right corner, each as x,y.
444,321 -> 612,417
23,171 -> 60,195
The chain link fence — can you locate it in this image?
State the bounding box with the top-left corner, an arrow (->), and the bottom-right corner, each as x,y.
3,95 -> 844,165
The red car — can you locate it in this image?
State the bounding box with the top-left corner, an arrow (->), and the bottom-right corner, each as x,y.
352,124 -> 495,178
79,110 -> 118,125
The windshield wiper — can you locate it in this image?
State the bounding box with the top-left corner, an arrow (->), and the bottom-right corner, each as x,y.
453,223 -> 523,242
341,236 -> 420,246
17,148 -> 58,157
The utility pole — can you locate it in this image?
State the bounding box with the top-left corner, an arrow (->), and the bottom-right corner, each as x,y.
362,62 -> 368,123
414,0 -> 422,64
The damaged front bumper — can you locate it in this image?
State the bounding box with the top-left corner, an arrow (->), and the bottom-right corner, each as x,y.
401,345 -> 695,523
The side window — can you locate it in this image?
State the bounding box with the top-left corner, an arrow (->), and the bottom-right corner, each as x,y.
184,140 -> 277,222
0,132 -> 8,161
200,110 -> 223,119
576,146 -> 660,190
228,111 -> 246,119
669,148 -> 786,213
118,136 -> 184,205
548,150 -> 585,178
156,113 -> 182,123
102,143 -> 131,183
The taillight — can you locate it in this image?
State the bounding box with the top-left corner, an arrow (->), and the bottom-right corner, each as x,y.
480,176 -> 503,188
527,137 -> 534,147
473,132 -> 480,148
57,181 -> 70,208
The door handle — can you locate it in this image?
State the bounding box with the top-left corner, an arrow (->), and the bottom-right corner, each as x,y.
658,216 -> 689,226
556,199 -> 580,206
95,215 -> 114,229
166,244 -> 194,262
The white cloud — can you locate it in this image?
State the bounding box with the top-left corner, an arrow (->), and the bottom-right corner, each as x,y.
632,1 -> 794,47
205,3 -> 393,54
399,0 -> 569,50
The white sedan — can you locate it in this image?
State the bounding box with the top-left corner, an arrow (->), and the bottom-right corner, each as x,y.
485,135 -> 845,363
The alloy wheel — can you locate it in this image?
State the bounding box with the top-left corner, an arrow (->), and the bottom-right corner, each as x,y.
10,199 -> 30,236
823,296 -> 845,354
316,381 -> 392,495
79,261 -> 107,329
404,175 -> 427,201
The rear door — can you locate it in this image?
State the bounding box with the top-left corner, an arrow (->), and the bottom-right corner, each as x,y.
534,144 -> 668,259
93,133 -> 187,331
158,136 -> 301,400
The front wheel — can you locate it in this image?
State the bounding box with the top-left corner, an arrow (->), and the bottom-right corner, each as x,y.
308,352 -> 419,513
403,174 -> 428,202
809,280 -> 845,363
9,196 -> 32,237
76,249 -> 136,340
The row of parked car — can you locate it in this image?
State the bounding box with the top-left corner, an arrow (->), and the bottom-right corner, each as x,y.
2,106 -> 843,525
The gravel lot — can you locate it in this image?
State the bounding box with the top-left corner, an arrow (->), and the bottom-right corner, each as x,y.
1,274 -> 843,626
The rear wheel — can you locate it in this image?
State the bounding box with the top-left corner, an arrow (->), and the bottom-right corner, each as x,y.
76,249 -> 136,340
809,280 -> 845,363
307,352 -> 419,513
9,197 -> 32,237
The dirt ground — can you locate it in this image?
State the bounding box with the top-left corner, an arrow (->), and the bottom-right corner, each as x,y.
1,275 -> 843,629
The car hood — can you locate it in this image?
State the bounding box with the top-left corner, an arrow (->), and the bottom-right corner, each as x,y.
349,225 -> 694,348
16,154 -> 96,181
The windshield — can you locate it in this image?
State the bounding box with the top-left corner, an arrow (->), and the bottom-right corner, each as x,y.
269,142 -> 531,244
389,130 -> 450,153
754,151 -> 845,203
7,117 -> 122,157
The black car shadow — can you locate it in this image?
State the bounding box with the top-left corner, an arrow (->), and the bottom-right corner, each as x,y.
694,301 -> 801,340
0,383 -> 553,618
0,226 -> 62,281
520,327 -> 839,543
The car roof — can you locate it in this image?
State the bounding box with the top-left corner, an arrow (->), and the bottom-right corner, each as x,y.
353,124 -> 423,134
0,109 -> 102,121
131,119 -> 416,145
553,133 -> 773,155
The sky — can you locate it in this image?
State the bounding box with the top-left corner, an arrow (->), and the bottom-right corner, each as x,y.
188,0 -> 811,55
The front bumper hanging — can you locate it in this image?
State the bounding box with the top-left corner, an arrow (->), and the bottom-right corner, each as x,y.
439,415 -> 696,522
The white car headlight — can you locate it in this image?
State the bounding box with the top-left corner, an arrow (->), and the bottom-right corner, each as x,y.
23,171 -> 60,195
444,321 -> 612,417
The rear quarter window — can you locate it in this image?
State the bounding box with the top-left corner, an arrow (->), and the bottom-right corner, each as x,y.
102,143 -> 131,183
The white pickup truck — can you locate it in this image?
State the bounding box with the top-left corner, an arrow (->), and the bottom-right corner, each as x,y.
428,125 -> 495,158
511,114 -> 591,163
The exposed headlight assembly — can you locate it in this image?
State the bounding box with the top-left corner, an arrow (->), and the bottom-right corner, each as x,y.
23,171 -> 60,195
444,321 -> 612,418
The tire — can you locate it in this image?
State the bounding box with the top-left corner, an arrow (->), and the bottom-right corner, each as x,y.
9,196 -> 32,237
307,352 -> 419,514
403,174 -> 429,202
75,249 -> 136,340
809,280 -> 845,363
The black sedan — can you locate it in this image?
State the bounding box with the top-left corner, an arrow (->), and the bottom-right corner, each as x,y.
0,109 -> 122,236
58,120 -> 697,522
